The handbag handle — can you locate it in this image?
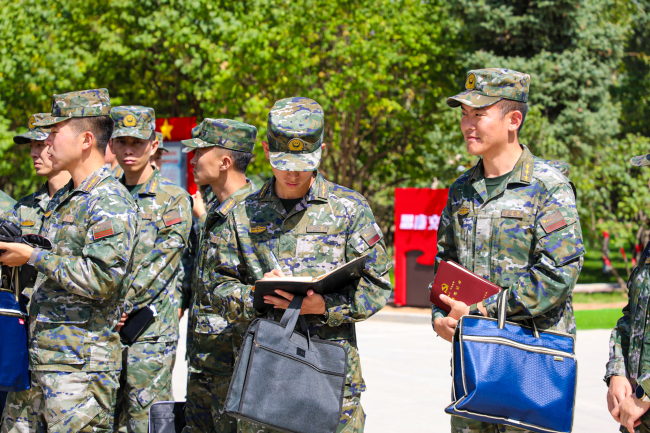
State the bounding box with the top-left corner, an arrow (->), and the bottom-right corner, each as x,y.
0,266 -> 20,302
279,296 -> 311,347
496,289 -> 540,338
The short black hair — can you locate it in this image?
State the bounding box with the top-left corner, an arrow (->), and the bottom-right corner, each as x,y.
216,147 -> 253,174
496,99 -> 528,135
69,116 -> 115,154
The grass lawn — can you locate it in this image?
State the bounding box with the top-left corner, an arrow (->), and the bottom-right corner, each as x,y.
578,243 -> 634,285
575,308 -> 622,330
573,291 -> 627,304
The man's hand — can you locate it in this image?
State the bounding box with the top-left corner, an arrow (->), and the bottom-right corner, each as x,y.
608,376 -> 633,421
115,312 -> 128,332
192,191 -> 206,218
265,289 -> 326,316
613,392 -> 650,432
433,316 -> 458,342
440,294 -> 470,320
0,242 -> 34,267
178,308 -> 185,320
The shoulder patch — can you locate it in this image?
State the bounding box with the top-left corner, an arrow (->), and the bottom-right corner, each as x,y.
163,209 -> 182,227
93,220 -> 115,240
318,181 -> 328,198
20,220 -> 35,227
258,182 -> 271,199
217,197 -> 236,216
540,210 -> 567,234
361,223 -> 382,247
501,210 -> 524,219
520,162 -> 533,183
250,225 -> 266,234
62,214 -> 75,224
83,174 -> 102,192
307,224 -> 329,234
142,213 -> 153,221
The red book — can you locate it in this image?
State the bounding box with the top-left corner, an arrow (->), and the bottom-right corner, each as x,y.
430,260 -> 502,313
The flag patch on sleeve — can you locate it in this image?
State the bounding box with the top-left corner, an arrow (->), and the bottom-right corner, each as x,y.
93,220 -> 115,240
361,224 -> 382,247
163,210 -> 182,227
541,210 -> 567,234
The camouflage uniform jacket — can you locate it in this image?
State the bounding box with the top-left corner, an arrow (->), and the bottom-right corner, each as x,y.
0,189 -> 16,217
120,169 -> 192,343
188,181 -> 255,376
11,182 -> 51,299
431,146 -> 584,333
606,242 -> 650,393
29,165 -> 139,372
213,174 -> 392,395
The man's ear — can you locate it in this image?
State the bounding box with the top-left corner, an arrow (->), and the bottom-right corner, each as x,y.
262,140 -> 270,160
80,131 -> 94,151
220,153 -> 233,171
150,137 -> 159,156
508,110 -> 523,133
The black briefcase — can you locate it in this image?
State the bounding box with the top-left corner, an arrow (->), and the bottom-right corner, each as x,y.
148,401 -> 186,433
224,296 -> 347,433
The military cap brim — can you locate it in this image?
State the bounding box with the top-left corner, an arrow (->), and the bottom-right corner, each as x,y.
269,146 -> 322,172
630,154 -> 650,167
447,91 -> 503,108
112,128 -> 154,140
33,116 -> 73,127
181,138 -> 216,152
13,130 -> 49,144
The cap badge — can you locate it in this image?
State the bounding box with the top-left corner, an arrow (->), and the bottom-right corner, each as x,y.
288,138 -> 304,152
466,73 -> 476,90
124,114 -> 137,127
29,115 -> 36,129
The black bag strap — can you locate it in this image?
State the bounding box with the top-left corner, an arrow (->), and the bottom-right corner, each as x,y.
280,296 -> 311,348
497,289 -> 540,338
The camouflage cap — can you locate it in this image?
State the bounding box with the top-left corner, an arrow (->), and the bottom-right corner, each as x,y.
447,69 -> 530,108
34,88 -> 111,127
181,118 -> 256,153
630,154 -> 650,167
111,106 -> 155,140
267,97 -> 324,172
13,113 -> 51,144
155,132 -> 169,153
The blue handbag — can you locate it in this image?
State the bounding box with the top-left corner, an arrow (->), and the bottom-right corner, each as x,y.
0,266 -> 30,392
446,291 -> 577,433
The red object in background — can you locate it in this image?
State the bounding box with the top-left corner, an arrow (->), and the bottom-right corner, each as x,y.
155,117 -> 197,194
393,188 -> 449,306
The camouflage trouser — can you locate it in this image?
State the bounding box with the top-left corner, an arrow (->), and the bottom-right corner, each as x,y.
451,416 -> 533,433
114,340 -> 177,433
182,372 -> 235,433
237,395 -> 365,433
1,370 -> 119,433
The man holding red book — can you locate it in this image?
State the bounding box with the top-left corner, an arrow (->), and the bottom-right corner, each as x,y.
430,69 -> 585,433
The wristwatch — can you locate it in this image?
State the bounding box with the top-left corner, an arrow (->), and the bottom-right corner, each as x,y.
635,385 -> 650,402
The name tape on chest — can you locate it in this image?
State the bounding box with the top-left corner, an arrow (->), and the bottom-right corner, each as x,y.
540,210 -> 568,234
141,213 -> 153,221
307,224 -> 329,234
361,223 -> 382,247
20,220 -> 35,227
62,215 -> 75,224
93,220 -> 115,240
501,210 -> 524,219
210,234 -> 220,244
250,225 -> 267,234
163,210 -> 182,227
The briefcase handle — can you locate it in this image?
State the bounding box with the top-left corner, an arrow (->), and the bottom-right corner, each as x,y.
496,290 -> 540,338
0,265 -> 20,302
279,296 -> 311,349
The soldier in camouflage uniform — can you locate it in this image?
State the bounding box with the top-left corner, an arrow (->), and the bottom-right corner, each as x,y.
8,113 -> 72,300
212,97 -> 392,433
109,106 -> 192,433
0,191 -> 15,218
430,70 -> 585,433
181,118 -> 257,433
605,153 -> 650,433
150,132 -> 168,171
0,88 -> 139,433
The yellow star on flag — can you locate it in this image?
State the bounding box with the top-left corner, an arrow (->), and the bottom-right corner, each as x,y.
160,119 -> 174,141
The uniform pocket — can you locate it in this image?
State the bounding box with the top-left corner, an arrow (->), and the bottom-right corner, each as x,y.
34,304 -> 90,366
47,394 -> 104,433
194,313 -> 231,335
492,215 -> 535,286
295,234 -> 346,274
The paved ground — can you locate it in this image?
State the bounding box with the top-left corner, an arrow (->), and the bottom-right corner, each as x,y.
172,311 -> 619,432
